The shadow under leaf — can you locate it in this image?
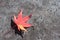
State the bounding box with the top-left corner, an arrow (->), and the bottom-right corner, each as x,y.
11,19 -> 24,38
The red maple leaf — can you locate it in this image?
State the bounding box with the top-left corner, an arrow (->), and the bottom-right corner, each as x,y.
13,10 -> 32,32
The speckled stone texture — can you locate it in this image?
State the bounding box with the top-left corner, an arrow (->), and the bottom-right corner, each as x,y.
0,0 -> 60,40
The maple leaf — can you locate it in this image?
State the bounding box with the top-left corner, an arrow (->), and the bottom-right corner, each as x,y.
13,10 -> 32,32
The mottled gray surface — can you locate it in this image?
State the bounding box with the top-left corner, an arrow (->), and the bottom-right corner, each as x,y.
0,0 -> 60,40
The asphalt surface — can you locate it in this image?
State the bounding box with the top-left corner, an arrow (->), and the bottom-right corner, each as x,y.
0,0 -> 60,40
